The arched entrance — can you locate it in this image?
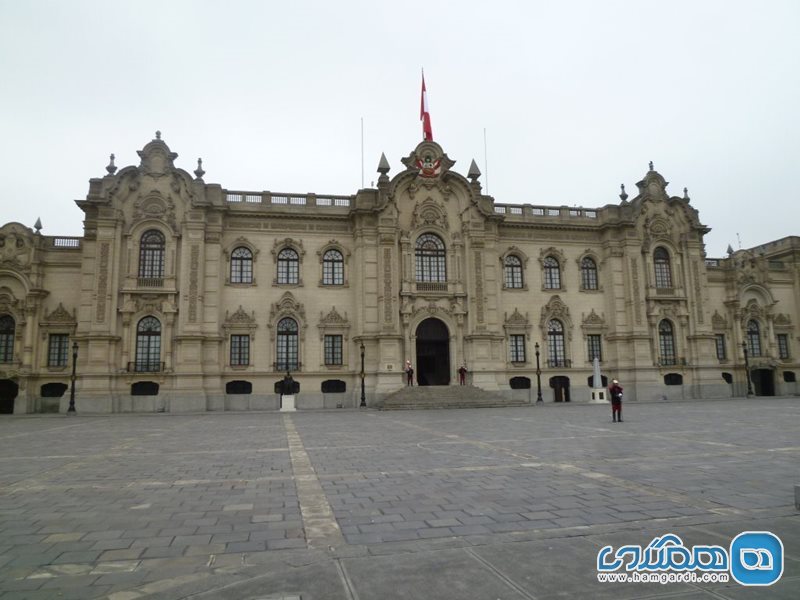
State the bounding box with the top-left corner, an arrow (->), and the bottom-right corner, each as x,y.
415,318 -> 450,386
751,369 -> 775,396
0,379 -> 19,414
550,376 -> 571,402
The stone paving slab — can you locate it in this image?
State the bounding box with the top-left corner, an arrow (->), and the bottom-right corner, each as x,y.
0,397 -> 799,599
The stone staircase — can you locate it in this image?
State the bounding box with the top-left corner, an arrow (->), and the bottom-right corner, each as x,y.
377,385 -> 531,410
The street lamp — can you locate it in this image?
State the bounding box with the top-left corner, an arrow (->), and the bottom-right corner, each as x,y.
742,341 -> 753,397
68,341 -> 78,414
534,342 -> 543,403
360,341 -> 366,407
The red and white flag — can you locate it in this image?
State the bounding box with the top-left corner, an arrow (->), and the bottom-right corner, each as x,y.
420,71 -> 433,141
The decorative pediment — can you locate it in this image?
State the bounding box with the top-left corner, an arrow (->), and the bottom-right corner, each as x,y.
0,223 -> 34,269
0,289 -> 21,314
505,308 -> 529,326
225,306 -> 256,325
540,295 -> 573,340
401,141 -> 455,180
42,303 -> 76,324
271,237 -> 305,258
320,306 -> 349,325
582,309 -> 606,328
132,193 -> 177,230
538,246 -> 566,268
712,310 -> 728,330
774,313 -> 792,329
269,292 -> 306,322
411,197 -> 449,232
742,299 -> 765,322
137,131 -> 178,177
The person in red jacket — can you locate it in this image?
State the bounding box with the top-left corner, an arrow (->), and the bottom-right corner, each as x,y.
608,379 -> 623,422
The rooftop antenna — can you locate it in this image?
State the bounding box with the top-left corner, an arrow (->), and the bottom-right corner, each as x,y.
737,233 -> 742,250
483,128 -> 489,194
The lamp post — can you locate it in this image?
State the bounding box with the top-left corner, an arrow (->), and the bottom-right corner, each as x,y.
360,341 -> 366,407
534,342 -> 543,403
68,341 -> 78,414
742,341 -> 753,397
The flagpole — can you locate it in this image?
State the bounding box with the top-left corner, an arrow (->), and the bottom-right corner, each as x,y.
360,117 -> 364,188
484,128 -> 489,194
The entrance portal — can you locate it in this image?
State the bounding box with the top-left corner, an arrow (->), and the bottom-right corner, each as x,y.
550,376 -> 571,402
0,379 -> 19,414
751,369 -> 775,396
415,318 -> 450,386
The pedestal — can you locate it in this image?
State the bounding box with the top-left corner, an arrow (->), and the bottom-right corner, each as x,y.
280,395 -> 296,412
589,389 -> 607,404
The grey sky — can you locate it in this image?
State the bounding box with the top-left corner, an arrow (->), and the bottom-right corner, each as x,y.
1,0 -> 798,257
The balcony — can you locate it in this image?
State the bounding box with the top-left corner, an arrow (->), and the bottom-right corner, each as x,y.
137,277 -> 164,288
273,361 -> 301,373
415,282 -> 448,293
127,361 -> 165,373
546,358 -> 572,368
657,357 -> 687,367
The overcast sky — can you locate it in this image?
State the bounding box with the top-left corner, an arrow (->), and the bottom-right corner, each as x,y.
1,0 -> 798,257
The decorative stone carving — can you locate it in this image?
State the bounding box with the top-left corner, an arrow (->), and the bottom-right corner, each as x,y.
96,242 -> 110,323
411,197 -> 450,232
540,295 -> 573,340
503,308 -> 531,339
225,306 -> 256,326
188,245 -> 199,323
400,141 -> 456,180
268,292 -> 307,341
0,223 -> 34,269
132,193 -> 178,232
711,310 -> 728,330
318,306 -> 351,341
42,303 -> 76,324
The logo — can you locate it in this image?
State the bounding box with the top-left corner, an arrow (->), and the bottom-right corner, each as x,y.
597,531 -> 784,586
730,531 -> 783,586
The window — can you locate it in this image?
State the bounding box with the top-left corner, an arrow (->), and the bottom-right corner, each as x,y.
664,373 -> 683,386
503,255 -> 523,288
277,248 -> 299,285
138,230 -> 165,279
547,320 -> 567,366
543,256 -> 561,289
658,320 -> 676,365
587,334 -> 602,362
41,383 -> 68,398
324,334 -> 343,365
226,380 -> 252,394
322,249 -> 344,285
135,316 -> 161,372
509,377 -> 531,389
230,335 -> 250,366
509,334 -> 526,362
580,257 -> 598,290
746,320 -> 761,357
777,334 -> 789,359
415,233 -> 446,283
0,315 -> 14,363
276,317 -> 299,371
230,247 -> 253,284
48,334 -> 70,367
321,379 -> 346,393
131,381 -> 159,396
715,334 -> 727,360
653,247 -> 672,288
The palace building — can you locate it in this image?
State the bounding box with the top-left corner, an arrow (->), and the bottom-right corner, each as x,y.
0,133 -> 797,413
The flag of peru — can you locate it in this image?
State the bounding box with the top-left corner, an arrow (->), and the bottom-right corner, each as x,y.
420,72 -> 433,141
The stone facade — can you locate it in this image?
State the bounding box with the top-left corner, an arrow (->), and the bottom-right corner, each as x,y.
0,133 -> 798,413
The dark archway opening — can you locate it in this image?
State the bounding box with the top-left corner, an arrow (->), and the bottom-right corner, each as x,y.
752,369 -> 775,396
0,379 -> 19,414
549,376 -> 570,402
415,318 -> 450,386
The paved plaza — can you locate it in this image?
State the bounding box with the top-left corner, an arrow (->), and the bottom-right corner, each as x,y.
1,397 -> 799,599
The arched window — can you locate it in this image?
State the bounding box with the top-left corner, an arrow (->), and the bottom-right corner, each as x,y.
138,230 -> 165,279
547,319 -> 566,367
747,320 -> 761,357
0,315 -> 14,363
230,247 -> 253,284
277,248 -> 299,285
135,316 -> 161,372
415,234 -> 446,283
322,249 -> 344,285
653,247 -> 672,288
276,317 -> 299,371
543,256 -> 561,289
658,320 -> 676,365
581,257 -> 598,290
504,255 -> 523,289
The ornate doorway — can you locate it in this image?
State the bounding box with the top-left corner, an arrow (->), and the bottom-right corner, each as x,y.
415,318 -> 450,386
752,368 -> 775,396
550,376 -> 571,402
